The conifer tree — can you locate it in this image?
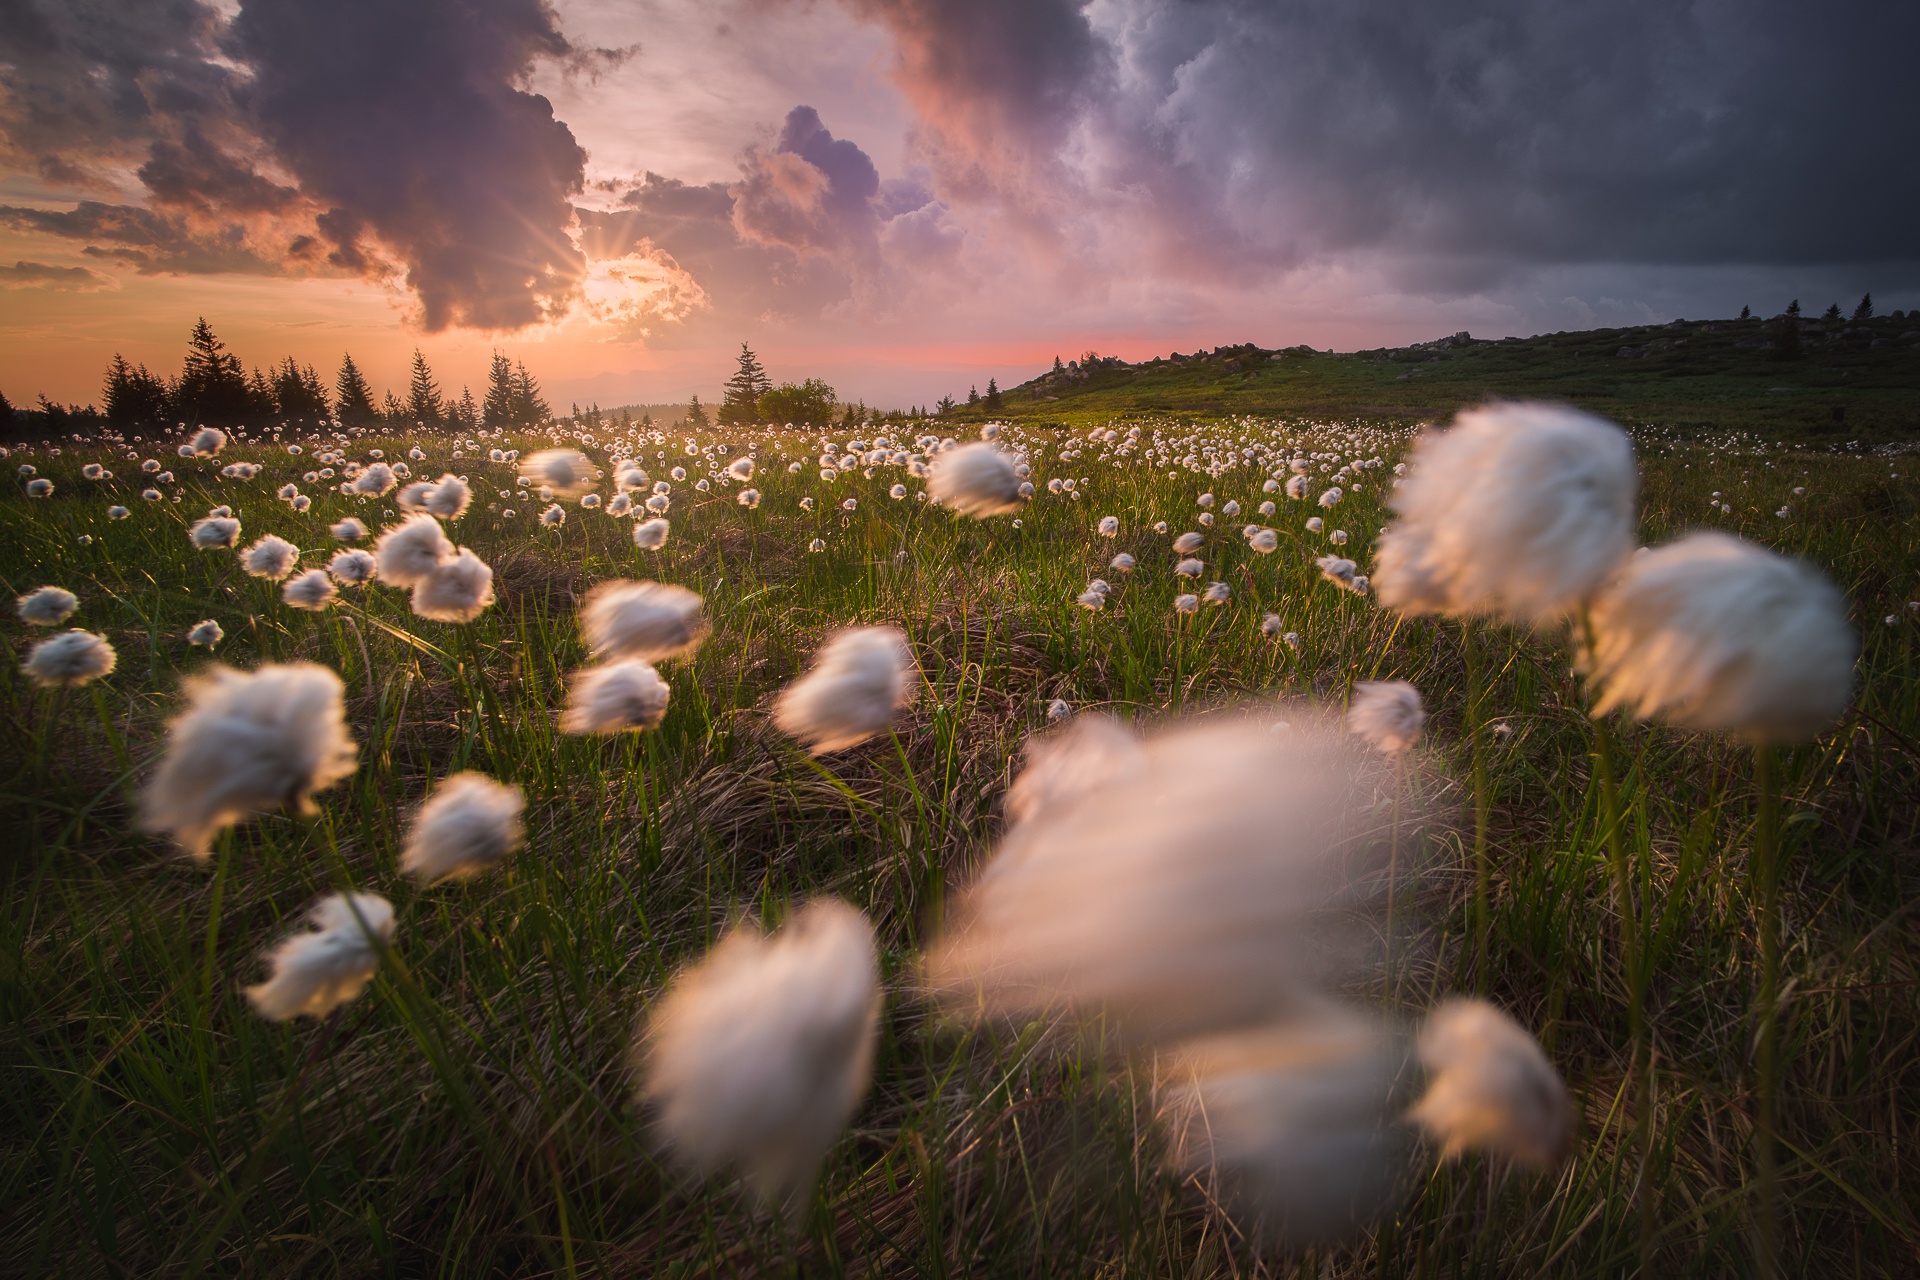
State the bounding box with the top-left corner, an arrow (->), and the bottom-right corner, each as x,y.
334,354 -> 377,426
451,386 -> 479,431
510,360 -> 549,427
175,317 -> 251,425
406,349 -> 444,426
720,344 -> 772,425
103,354 -> 172,426
381,389 -> 406,424
983,377 -> 1003,411
685,393 -> 710,429
1853,293 -> 1874,321
482,352 -> 515,429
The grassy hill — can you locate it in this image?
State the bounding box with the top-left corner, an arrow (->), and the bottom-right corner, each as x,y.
977,312 -> 1920,437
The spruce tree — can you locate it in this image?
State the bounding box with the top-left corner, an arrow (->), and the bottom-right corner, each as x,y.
381,390 -> 406,424
451,386 -> 479,431
720,344 -> 772,425
482,352 -> 516,429
983,377 -> 1003,411
1740,305 -> 1752,320
510,361 -> 549,427
174,318 -> 251,425
406,349 -> 444,426
685,393 -> 710,429
967,385 -> 980,405
1853,293 -> 1874,321
334,354 -> 377,426
1822,302 -> 1842,322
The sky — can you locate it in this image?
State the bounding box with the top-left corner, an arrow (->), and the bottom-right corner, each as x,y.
2,0 -> 1916,412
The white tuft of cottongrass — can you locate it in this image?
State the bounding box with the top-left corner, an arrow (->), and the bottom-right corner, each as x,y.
374,515 -> 452,589
1005,714 -> 1146,827
1173,532 -> 1204,554
540,504 -> 566,527
1175,557 -> 1204,577
1174,593 -> 1199,614
240,535 -> 299,581
281,569 -> 337,611
1158,1003 -> 1411,1247
188,427 -> 228,457
639,898 -> 881,1208
141,662 -> 358,858
327,549 -> 377,587
925,716 -> 1388,1047
187,619 -> 224,648
1407,998 -> 1572,1168
1583,531 -> 1856,742
330,517 -> 367,542
411,548 -> 494,623
633,518 -> 670,549
1374,403 -> 1638,624
926,442 -> 1023,517
581,581 -> 707,662
1111,552 -> 1136,572
17,586 -> 78,626
400,771 -> 525,884
245,893 -> 395,1021
773,626 -> 916,754
24,629 -> 117,687
190,516 -> 241,550
1098,516 -> 1120,537
423,474 -> 471,519
1249,528 -> 1279,554
1347,681 -> 1426,756
561,658 -> 672,734
349,462 -> 396,496
519,448 -> 598,500
1204,581 -> 1231,605
726,456 -> 754,480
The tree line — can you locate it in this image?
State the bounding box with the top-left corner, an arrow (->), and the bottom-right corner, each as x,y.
3,318 -> 553,436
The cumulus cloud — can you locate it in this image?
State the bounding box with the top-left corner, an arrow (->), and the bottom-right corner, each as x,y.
0,260 -> 115,290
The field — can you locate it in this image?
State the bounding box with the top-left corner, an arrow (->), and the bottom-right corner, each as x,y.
2,413 -> 1918,1278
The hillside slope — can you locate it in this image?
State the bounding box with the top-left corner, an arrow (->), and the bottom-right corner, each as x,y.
983,314 -> 1920,436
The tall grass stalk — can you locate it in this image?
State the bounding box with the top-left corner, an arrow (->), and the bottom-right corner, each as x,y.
1752,741 -> 1782,1280
1461,618 -> 1491,991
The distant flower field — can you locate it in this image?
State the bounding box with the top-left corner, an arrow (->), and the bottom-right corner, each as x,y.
2,411 -> 1916,1277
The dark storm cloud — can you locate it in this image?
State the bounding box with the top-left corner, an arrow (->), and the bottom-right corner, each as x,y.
732,106 -> 884,266
1,0 -> 617,329
846,0 -> 1920,283
0,201 -> 287,274
231,0 -> 595,330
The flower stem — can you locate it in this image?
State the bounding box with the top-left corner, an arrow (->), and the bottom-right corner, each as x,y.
1461,618 -> 1490,992
1753,740 -> 1782,1280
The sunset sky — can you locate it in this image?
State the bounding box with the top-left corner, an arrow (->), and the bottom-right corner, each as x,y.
3,0 -> 1915,412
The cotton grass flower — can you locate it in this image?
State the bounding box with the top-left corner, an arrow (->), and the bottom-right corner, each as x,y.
331,516 -> 367,542
1317,555 -> 1359,590
1098,516 -> 1120,537
561,658 -> 671,734
1076,589 -> 1106,609
1175,557 -> 1204,577
327,549 -> 377,587
241,535 -> 299,580
738,487 -> 762,508
1407,998 -> 1572,1168
1373,403 -> 1638,624
1158,1004 -> 1411,1246
187,619 -> 223,648
639,898 -> 882,1208
188,426 -> 227,457
1582,531 -> 1856,742
411,548 -> 494,623
540,504 -> 566,527
519,448 -> 597,500
374,515 -> 452,588
282,569 -> 337,611
1249,528 -> 1279,554
141,662 -> 358,858
633,518 -> 670,550
245,893 -> 394,1022
400,771 -> 525,884
726,456 -> 754,480
141,488 -> 161,501
926,442 -> 1022,517
606,492 -> 633,517
1111,552 -> 1136,572
24,629 -> 117,687
1262,613 -> 1284,636
1204,581 -> 1231,605
1174,593 -> 1199,614
17,586 -> 78,626
1305,516 -> 1324,533
423,474 -> 471,519
1173,532 -> 1204,554
108,505 -> 129,519
581,581 -> 707,662
190,516 -> 241,550
1318,487 -> 1343,508
773,626 -> 915,754
349,462 -> 396,496
1347,681 -> 1426,756
925,716 -> 1387,1047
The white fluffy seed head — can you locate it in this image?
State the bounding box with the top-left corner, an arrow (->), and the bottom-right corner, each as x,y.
540,504 -> 566,527
410,548 -> 494,623
349,461 -> 396,495
1407,998 -> 1572,1168
640,898 -> 882,1208
1098,515 -> 1120,537
581,580 -> 707,662
18,586 -> 78,626
1176,557 -> 1204,577
281,569 -> 337,611
1174,593 -> 1199,613
190,516 -> 241,549
24,629 -> 117,687
726,456 -> 754,480
1076,589 -> 1106,609
519,448 -> 597,500
773,626 -> 916,754
561,658 -> 672,734
187,619 -> 223,647
1111,552 -> 1136,572
926,715 -> 1390,1047
374,514 -> 453,588
926,442 -> 1023,517
188,427 -> 227,457
633,518 -> 670,549
1374,403 -> 1638,624
245,893 -> 395,1021
395,481 -> 436,513
240,534 -> 299,580
1583,531 -> 1856,742
1249,528 -> 1279,554
1158,1004 -> 1412,1247
141,662 -> 358,858
1318,487 -> 1343,508
1204,581 -> 1231,604
401,772 -> 525,884
424,474 -> 471,519
1347,681 -> 1426,756
330,516 -> 367,542
327,548 -> 377,586
1173,532 -> 1204,554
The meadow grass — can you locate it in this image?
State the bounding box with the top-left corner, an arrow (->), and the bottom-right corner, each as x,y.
1,420 -> 1916,1277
